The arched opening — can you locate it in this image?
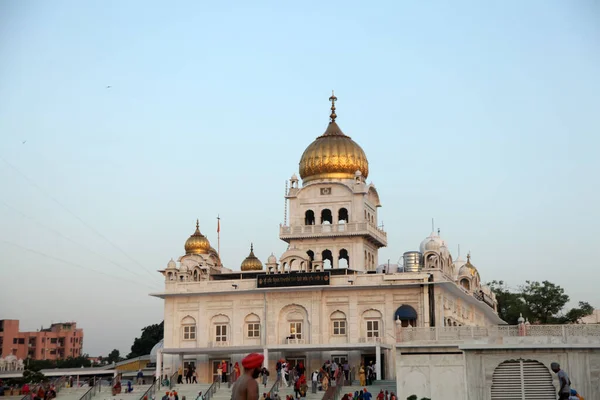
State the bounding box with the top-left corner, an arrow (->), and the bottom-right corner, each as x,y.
321,209 -> 333,224
338,208 -> 349,223
394,305 -> 417,327
244,313 -> 261,339
305,210 -> 315,225
338,249 -> 349,269
322,250 -> 333,269
193,270 -> 198,281
491,360 -> 555,400
306,250 -> 315,271
460,278 -> 471,291
181,316 -> 197,341
364,210 -> 367,220
330,311 -> 347,336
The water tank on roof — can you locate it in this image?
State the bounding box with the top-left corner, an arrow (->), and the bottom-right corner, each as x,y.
403,251 -> 423,272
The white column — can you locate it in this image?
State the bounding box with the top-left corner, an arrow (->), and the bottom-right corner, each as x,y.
76,375 -> 79,388
263,348 -> 268,368
178,353 -> 184,371
155,350 -> 163,383
375,344 -> 382,380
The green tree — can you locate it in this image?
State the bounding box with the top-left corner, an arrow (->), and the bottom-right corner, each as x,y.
560,301 -> 595,324
489,280 -> 527,324
520,280 -> 569,324
23,369 -> 46,384
57,355 -> 91,368
127,321 -> 164,359
107,349 -> 122,364
26,359 -> 55,372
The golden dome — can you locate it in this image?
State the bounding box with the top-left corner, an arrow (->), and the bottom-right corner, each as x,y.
184,220 -> 211,255
299,93 -> 369,183
241,243 -> 263,271
459,253 -> 480,278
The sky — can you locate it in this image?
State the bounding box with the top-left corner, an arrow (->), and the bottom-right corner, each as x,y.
0,1 -> 599,357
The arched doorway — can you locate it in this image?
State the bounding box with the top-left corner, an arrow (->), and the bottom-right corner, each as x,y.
321,209 -> 332,224
305,210 -> 315,225
339,249 -> 349,269
306,250 -> 314,271
491,360 -> 555,400
322,250 -> 333,269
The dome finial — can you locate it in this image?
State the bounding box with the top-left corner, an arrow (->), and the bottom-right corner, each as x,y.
329,90 -> 337,122
196,219 -> 200,231
250,242 -> 254,252
467,252 -> 471,262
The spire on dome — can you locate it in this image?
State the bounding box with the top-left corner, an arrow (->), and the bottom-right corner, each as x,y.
329,90 -> 337,122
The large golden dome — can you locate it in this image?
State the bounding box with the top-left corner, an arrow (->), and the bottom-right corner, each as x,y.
184,220 -> 211,255
299,93 -> 369,183
241,243 -> 263,271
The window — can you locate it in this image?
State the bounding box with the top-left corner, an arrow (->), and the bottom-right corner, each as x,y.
333,320 -> 346,335
50,338 -> 57,344
18,338 -> 24,344
50,350 -> 56,355
366,320 -> 380,338
216,325 -> 228,342
289,322 -> 302,339
13,338 -> 17,344
183,325 -> 196,340
247,323 -> 260,338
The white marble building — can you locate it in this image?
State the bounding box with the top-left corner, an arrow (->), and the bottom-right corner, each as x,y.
151,94 -> 503,383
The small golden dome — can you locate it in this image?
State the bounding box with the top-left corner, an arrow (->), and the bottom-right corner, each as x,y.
241,243 -> 263,271
184,220 -> 211,255
299,93 -> 369,183
459,253 -> 480,278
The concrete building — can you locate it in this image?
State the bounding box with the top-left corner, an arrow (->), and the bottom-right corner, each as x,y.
151,94 -> 503,383
0,319 -> 84,360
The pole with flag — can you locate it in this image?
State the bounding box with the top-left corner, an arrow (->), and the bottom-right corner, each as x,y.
217,215 -> 221,264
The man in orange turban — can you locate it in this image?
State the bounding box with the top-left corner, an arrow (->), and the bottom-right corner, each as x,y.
231,353 -> 264,400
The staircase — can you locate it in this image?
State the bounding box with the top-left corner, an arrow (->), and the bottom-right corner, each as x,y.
340,380 -> 397,398
166,383 -> 213,400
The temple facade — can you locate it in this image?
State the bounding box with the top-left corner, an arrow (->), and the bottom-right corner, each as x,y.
151,94 -> 502,383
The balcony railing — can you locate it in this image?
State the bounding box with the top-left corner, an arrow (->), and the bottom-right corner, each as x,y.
399,324 -> 600,344
358,337 -> 383,344
208,341 -> 230,347
283,338 -> 306,345
279,222 -> 387,245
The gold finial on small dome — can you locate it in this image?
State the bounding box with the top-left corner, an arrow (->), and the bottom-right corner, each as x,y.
184,219 -> 211,255
241,243 -> 263,271
329,90 -> 337,122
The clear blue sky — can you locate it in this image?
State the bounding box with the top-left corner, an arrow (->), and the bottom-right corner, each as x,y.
1,1 -> 598,356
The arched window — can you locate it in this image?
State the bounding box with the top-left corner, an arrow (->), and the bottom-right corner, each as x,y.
244,314 -> 260,339
330,311 -> 347,336
193,270 -> 198,281
305,210 -> 315,225
394,305 -> 417,328
321,209 -> 332,224
181,316 -> 196,340
491,360 -> 555,400
362,309 -> 383,339
338,249 -> 349,269
211,314 -> 230,343
322,250 -> 333,269
338,208 -> 349,223
306,250 -> 314,271
460,279 -> 471,291
364,210 -> 367,220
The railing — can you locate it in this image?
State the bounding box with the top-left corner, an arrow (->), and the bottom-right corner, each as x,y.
202,379 -> 219,400
322,369 -> 345,400
169,371 -> 178,389
283,338 -> 306,345
208,341 -> 230,347
358,337 -> 383,343
139,377 -> 160,400
399,324 -> 600,343
280,222 -> 387,244
78,378 -> 99,400
267,377 -> 280,398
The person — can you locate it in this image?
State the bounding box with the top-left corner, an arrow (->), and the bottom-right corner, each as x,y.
127,381 -> 133,393
221,361 -> 228,384
376,390 -> 384,400
163,375 -> 170,387
359,364 -> 366,387
551,362 -> 571,400
234,362 -> 241,382
260,367 -> 269,388
389,393 -> 396,400
321,374 -> 329,391
217,365 -> 223,383
343,362 -> 350,382
362,388 -> 372,400
112,379 -> 122,396
311,370 -> 319,394
231,352 -> 263,400
569,389 -> 584,400
22,384 -> 30,395
162,392 -> 170,400
174,390 -> 179,400
177,366 -> 183,384
137,369 -> 144,385
37,386 -> 45,400
281,362 -> 288,387
298,376 -> 308,400
169,392 -> 175,400
192,369 -> 198,384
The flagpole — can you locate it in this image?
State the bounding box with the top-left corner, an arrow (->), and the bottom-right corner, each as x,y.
217,215 -> 221,265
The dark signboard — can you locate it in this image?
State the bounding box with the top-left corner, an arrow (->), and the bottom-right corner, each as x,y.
257,272 -> 330,288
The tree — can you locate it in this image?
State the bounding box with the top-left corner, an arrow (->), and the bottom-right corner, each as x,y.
127,321 -> 164,359
23,369 -> 46,384
489,280 -> 527,325
488,280 -> 594,325
520,280 -> 569,324
107,349 -> 122,364
57,355 -> 91,368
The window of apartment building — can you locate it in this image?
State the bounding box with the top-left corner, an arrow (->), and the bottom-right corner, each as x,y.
331,311 -> 347,336
215,325 -> 227,342
183,325 -> 196,340
50,338 -> 57,344
289,322 -> 302,339
366,320 -> 380,338
50,350 -> 56,355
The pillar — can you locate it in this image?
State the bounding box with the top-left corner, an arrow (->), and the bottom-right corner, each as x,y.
375,344 -> 381,380
76,375 -> 79,388
155,350 -> 163,383
178,353 -> 184,372
263,348 -> 268,368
